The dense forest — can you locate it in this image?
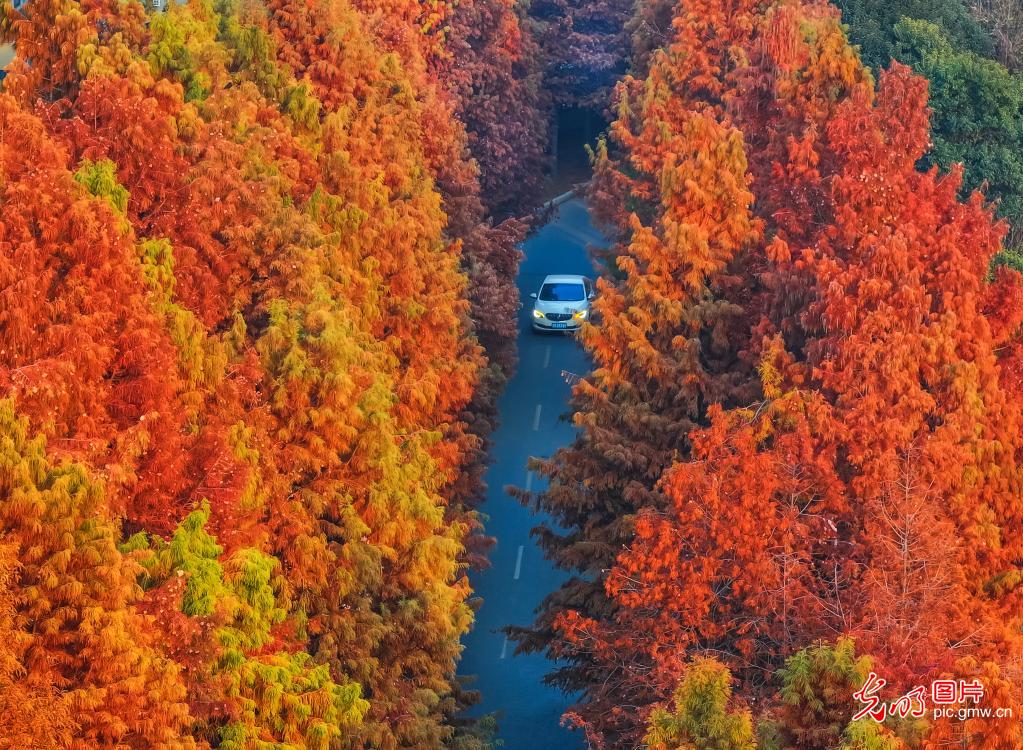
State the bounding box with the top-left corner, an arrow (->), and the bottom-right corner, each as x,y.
522,0 -> 1023,748
0,0 -> 545,745
0,0 -> 1022,748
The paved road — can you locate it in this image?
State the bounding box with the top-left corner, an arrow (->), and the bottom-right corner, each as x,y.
460,197 -> 606,749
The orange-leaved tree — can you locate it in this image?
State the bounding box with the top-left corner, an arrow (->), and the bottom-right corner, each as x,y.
0,400 -> 196,747
0,540 -> 75,748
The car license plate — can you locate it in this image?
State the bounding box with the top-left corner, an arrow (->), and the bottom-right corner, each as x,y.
552,322 -> 567,329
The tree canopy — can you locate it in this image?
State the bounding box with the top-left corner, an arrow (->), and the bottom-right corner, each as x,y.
522,1 -> 1023,747
0,0 -> 547,744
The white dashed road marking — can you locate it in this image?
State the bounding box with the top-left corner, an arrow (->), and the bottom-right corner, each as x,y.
513,545 -> 524,580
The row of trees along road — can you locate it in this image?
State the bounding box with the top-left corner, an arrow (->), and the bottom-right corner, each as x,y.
516,0 -> 1023,748
0,0 -> 549,746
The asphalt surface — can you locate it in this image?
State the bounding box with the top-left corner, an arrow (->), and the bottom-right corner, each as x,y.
460,197 -> 606,749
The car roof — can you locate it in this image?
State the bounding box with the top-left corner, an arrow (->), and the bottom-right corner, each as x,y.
541,274 -> 587,284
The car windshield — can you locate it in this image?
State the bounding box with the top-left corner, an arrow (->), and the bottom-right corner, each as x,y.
539,282 -> 585,302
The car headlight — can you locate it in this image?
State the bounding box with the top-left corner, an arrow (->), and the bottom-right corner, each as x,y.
573,309 -> 588,320
533,309 -> 545,319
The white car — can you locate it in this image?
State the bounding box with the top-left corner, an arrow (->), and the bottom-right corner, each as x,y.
530,274 -> 595,333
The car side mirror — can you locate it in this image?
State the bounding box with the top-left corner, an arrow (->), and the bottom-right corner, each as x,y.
530,292 -> 538,299
588,292 -> 596,300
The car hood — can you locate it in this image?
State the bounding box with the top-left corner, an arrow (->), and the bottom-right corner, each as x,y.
535,299 -> 587,314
